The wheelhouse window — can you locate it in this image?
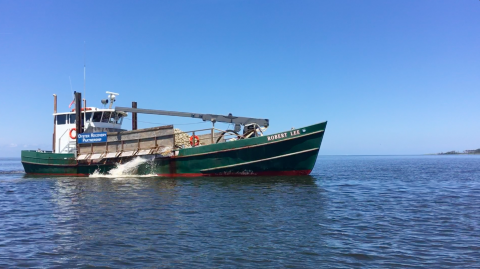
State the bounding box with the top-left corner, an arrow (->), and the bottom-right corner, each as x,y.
117,115 -> 124,124
68,112 -> 93,124
101,112 -> 111,123
92,112 -> 102,122
69,114 -> 76,124
110,112 -> 122,124
85,112 -> 93,122
56,114 -> 67,125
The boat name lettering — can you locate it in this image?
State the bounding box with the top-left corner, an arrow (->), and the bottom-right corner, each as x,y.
266,130 -> 302,142
267,132 -> 288,141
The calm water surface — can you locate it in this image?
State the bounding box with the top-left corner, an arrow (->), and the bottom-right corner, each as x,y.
1,156 -> 480,268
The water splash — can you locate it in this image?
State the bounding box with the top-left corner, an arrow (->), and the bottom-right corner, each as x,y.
89,156 -> 157,178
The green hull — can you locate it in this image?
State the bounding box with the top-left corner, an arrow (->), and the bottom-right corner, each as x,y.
22,122 -> 327,177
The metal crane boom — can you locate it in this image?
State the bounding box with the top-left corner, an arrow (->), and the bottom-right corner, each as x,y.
115,107 -> 269,127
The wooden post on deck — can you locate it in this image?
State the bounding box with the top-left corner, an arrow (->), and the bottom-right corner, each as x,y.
75,92 -> 82,135
75,92 -> 82,155
132,101 -> 137,130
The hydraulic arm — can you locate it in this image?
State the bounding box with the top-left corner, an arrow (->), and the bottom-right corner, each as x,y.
115,107 -> 269,127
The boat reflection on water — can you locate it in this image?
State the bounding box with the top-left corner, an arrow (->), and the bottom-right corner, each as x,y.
188,175 -> 317,186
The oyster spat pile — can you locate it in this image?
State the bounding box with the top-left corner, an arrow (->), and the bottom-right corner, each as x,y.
174,128 -> 194,148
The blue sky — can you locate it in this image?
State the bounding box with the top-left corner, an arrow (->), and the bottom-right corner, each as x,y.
0,0 -> 479,157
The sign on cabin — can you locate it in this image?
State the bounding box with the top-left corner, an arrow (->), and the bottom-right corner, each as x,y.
77,132 -> 107,144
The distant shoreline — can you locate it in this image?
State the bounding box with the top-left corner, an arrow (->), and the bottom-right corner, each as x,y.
434,153 -> 480,155
433,151 -> 480,155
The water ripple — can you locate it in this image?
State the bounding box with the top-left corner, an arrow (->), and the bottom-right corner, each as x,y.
1,156 -> 480,267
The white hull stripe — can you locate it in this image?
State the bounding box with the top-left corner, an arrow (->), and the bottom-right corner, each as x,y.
200,148 -> 319,172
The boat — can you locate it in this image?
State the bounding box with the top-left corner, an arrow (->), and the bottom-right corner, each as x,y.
21,91 -> 327,177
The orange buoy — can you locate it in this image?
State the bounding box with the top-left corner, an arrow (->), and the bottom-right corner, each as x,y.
69,128 -> 76,139
189,135 -> 200,146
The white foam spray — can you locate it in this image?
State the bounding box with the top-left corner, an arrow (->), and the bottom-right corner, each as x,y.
89,156 -> 157,178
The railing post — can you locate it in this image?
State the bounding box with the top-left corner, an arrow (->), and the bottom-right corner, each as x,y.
192,131 -> 196,147
211,128 -> 214,144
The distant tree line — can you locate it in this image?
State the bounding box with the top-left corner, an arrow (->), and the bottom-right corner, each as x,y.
463,149 -> 480,154
438,149 -> 480,155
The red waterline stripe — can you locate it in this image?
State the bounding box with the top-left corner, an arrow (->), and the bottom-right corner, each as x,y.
157,170 -> 312,177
